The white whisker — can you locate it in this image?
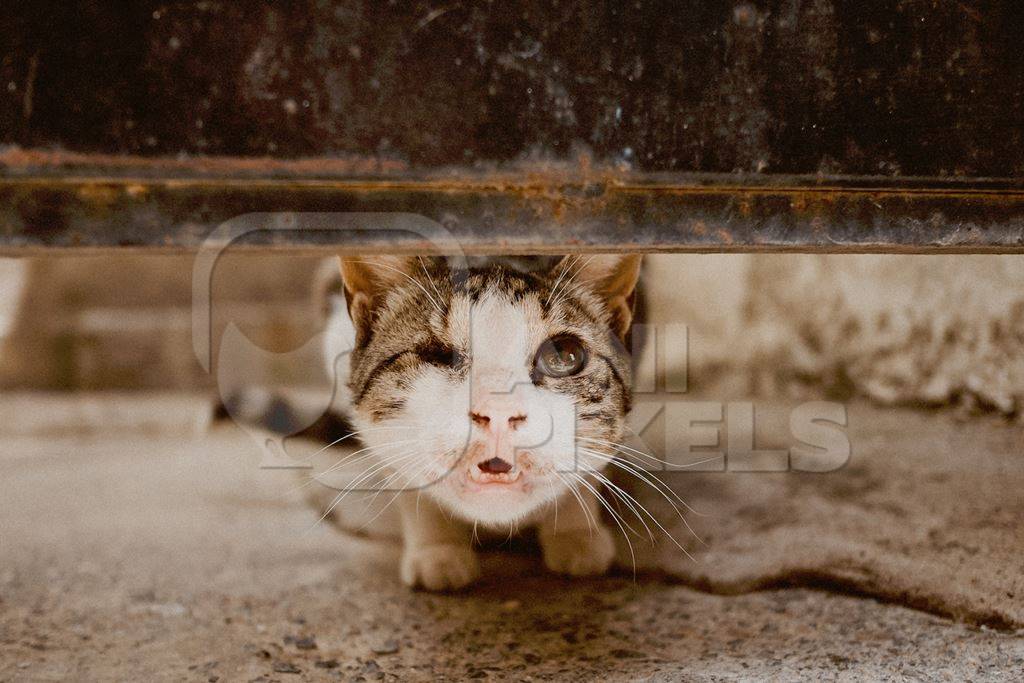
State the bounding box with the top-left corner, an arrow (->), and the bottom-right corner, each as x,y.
349,259 -> 444,315
299,437 -> 421,486
551,269 -> 603,309
568,472 -> 637,577
305,448 -> 427,531
282,438 -> 421,500
552,470 -> 596,537
586,469 -> 655,543
546,255 -> 593,308
576,461 -> 696,562
301,424 -> 417,462
417,256 -> 446,311
544,255 -> 578,307
576,437 -> 708,516
577,447 -> 705,551
356,457 -> 435,532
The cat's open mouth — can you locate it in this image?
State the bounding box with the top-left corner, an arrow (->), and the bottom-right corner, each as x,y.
465,465 -> 524,488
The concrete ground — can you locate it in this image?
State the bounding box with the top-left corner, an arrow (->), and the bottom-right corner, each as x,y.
2,398 -> 1023,681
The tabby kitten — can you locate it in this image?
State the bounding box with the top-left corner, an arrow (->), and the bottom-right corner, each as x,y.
318,255 -> 641,590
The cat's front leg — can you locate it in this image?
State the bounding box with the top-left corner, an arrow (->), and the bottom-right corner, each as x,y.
538,480 -> 616,577
397,494 -> 480,591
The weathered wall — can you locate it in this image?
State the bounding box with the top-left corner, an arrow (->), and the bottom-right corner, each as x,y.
744,255 -> 1024,415
0,256 -> 324,390
0,260 -> 26,339
648,254 -> 1024,417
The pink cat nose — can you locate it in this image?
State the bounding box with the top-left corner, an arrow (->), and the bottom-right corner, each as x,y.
477,457 -> 513,474
469,411 -> 527,430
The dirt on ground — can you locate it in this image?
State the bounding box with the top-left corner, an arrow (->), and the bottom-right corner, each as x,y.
2,397 -> 1023,681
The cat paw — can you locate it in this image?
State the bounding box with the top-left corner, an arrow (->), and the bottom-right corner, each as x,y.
400,543 -> 480,591
541,525 -> 616,577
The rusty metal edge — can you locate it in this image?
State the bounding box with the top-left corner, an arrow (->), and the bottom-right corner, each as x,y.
3,149 -> 1024,190
4,173 -> 1024,194
2,173 -> 1024,255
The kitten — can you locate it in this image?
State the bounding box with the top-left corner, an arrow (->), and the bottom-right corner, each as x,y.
248,255 -> 642,590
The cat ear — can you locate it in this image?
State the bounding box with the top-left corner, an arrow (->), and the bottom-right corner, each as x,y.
553,255 -> 642,339
337,256 -> 421,343
338,256 -> 415,299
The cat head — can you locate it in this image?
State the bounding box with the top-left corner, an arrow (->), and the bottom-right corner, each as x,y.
336,255 -> 641,526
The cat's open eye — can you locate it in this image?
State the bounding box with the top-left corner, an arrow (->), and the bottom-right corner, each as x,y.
534,334 -> 588,378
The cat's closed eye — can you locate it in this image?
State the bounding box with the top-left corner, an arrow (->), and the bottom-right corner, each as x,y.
533,334 -> 588,379
416,342 -> 466,369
